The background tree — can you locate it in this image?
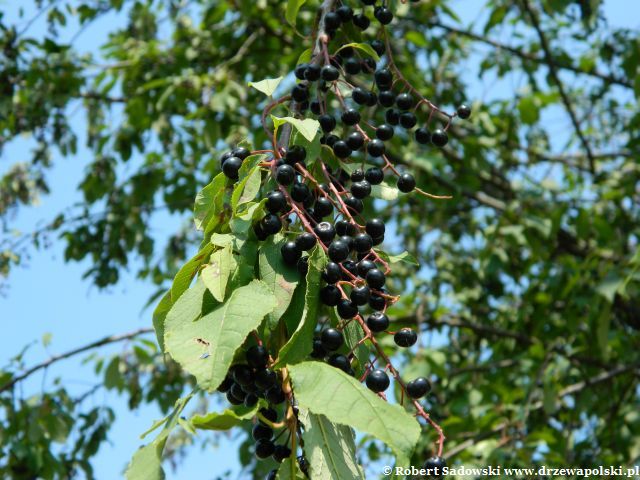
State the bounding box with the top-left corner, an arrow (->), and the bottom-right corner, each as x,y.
1,0 -> 639,478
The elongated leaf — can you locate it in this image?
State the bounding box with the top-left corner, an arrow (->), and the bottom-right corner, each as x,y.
152,291 -> 172,352
298,409 -> 365,479
286,0 -> 307,27
336,42 -> 380,61
343,320 -> 369,377
371,182 -> 398,201
126,393 -> 194,480
271,115 -> 319,142
160,279 -> 207,351
278,458 -> 305,480
376,250 -> 420,267
248,76 -> 283,96
191,405 -> 258,430
259,235 -> 300,330
274,247 -> 326,366
164,280 -> 276,391
201,245 -> 236,302
194,173 -> 226,231
288,362 -> 420,464
231,165 -> 262,213
170,243 -> 214,301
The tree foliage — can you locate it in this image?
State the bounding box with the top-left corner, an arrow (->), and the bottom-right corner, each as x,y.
1,0 -> 639,478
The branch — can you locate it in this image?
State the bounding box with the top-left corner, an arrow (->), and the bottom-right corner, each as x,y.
520,0 -> 596,174
0,327 -> 153,393
444,363 -> 640,459
427,20 -> 632,89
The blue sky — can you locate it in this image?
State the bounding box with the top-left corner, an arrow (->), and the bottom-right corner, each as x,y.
0,1 -> 637,479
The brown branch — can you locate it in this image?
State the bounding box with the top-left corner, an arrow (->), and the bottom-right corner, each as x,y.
0,328 -> 154,393
427,20 -> 632,89
520,0 -> 596,174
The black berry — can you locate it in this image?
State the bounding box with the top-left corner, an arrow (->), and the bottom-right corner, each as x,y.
406,377 -> 431,398
367,311 -> 389,332
336,220 -> 356,236
304,63 -> 321,81
350,285 -> 370,305
314,221 -> 336,244
319,114 -> 336,133
396,92 -> 413,110
266,190 -> 287,214
431,128 -> 448,147
352,13 -> 370,30
222,156 -> 242,180
374,69 -> 393,89
276,164 -> 296,185
365,167 -> 384,185
255,439 -> 275,459
246,345 -> 269,369
323,262 -> 342,284
328,354 -> 350,372
261,214 -> 282,235
291,182 -> 310,202
285,145 -> 306,164
367,139 -> 386,157
400,111 -> 417,129
346,131 -> 365,150
394,328 -> 418,347
296,232 -> 317,251
415,127 -> 431,144
321,65 -> 340,81
397,172 -> 416,192
337,299 -> 358,319
281,241 -> 301,266
376,124 -> 394,141
341,108 -> 361,125
366,268 -> 386,289
351,180 -> 371,199
332,140 -> 352,158
328,240 -> 350,262
353,233 -> 373,253
374,6 -> 393,24
457,104 -> 471,119
366,369 -> 390,392
321,328 -> 344,351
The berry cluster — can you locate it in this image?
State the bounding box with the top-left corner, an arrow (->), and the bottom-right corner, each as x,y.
217,0 -> 471,472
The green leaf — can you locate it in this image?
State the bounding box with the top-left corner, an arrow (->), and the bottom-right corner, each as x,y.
170,244 -> 214,301
275,247 -> 326,366
164,280 -> 276,391
231,164 -> 262,213
126,393 -> 194,480
371,182 -> 398,201
201,245 -> 236,302
343,321 -> 369,377
596,302 -> 612,360
194,173 -> 227,231
336,42 -> 380,62
518,96 -> 539,125
161,279 -> 208,352
191,405 -> 258,430
292,129 -> 321,165
259,235 -> 300,330
278,458 -> 305,480
384,250 -> 420,266
271,116 -> 320,142
596,271 -> 624,302
298,409 -> 365,479
286,0 -> 307,27
152,291 -> 172,352
248,76 -> 283,96
288,362 -> 420,464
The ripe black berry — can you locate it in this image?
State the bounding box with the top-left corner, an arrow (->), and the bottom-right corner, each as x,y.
314,197 -> 333,217
253,423 -> 273,442
337,299 -> 358,319
336,5 -> 353,21
281,241 -> 301,266
353,233 -> 373,253
376,124 -> 394,141
285,145 -> 306,164
396,92 -> 413,110
222,156 -> 242,180
273,444 -> 293,463
324,11 -> 341,30
385,108 -> 400,125
366,369 -> 390,392
321,328 -> 344,351
328,354 -> 350,373
415,127 -> 431,144
323,134 -> 340,147
311,338 -> 327,358
423,456 -> 447,477
255,439 -> 275,459
374,69 -> 393,89
244,393 -> 259,407
232,365 -> 254,386
232,146 -> 250,160
394,328 -> 418,347
400,111 -> 417,129
365,218 -> 385,237
367,139 -> 385,157
321,65 -> 340,81
217,375 -> 234,393
291,182 -> 310,202
261,214 -> 282,235
335,220 -> 356,236
352,13 -> 370,30
365,167 -> 384,185
366,268 -> 386,289
310,99 -> 322,115
276,164 -> 295,185
319,114 -> 336,133
378,91 -> 395,109
370,39 -> 385,56
314,221 -> 336,244
304,63 -> 321,81
246,345 -> 269,369
367,311 -> 389,332
406,377 -> 431,398
350,285 -> 370,305
361,57 -> 376,72
296,232 -> 317,251
341,108 -> 361,125
226,390 -> 243,405
457,104 -> 471,119
369,292 -> 386,310
351,168 -> 365,182
259,407 -> 278,423
255,369 -> 277,390
323,262 -> 342,284
431,128 -> 448,147
341,260 -> 358,279
397,172 -> 416,193
332,140 -> 351,158
265,385 -> 286,404
344,196 -> 364,214
367,92 -> 377,107
344,57 -> 361,75
294,64 -> 308,80
351,180 -> 371,199
346,132 -> 365,150
357,259 -> 376,277
374,6 -> 393,24
328,240 -> 350,262
352,87 -> 370,105
292,84 -> 309,102
266,190 -> 286,214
